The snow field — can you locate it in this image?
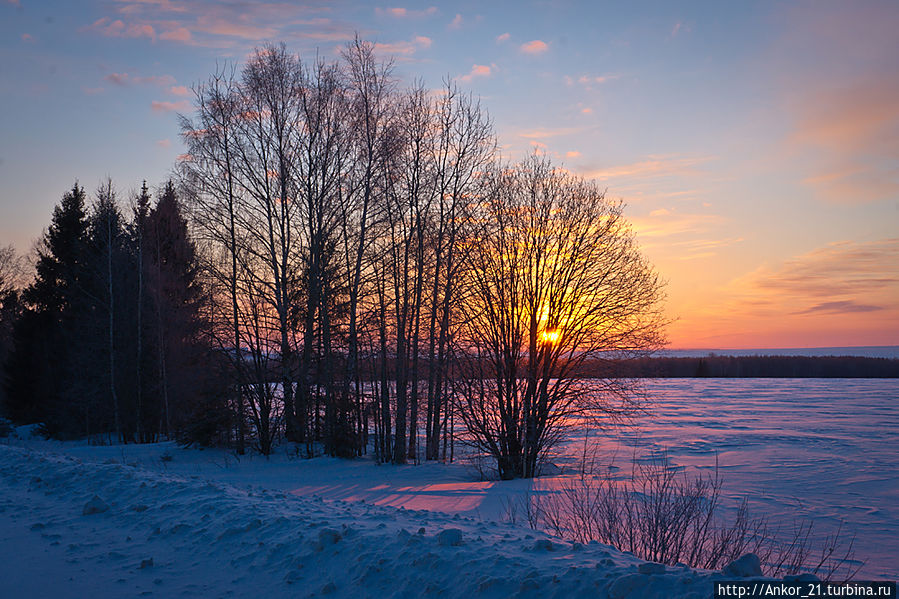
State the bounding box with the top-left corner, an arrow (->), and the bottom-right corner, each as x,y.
1,443 -> 730,599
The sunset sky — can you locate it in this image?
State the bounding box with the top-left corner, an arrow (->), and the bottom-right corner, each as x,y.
1,0 -> 897,349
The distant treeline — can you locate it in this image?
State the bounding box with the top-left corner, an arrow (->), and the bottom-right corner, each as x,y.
579,355 -> 899,378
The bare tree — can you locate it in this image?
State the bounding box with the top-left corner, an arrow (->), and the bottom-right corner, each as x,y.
180,65 -> 248,453
424,83 -> 495,461
235,44 -> 305,442
340,36 -> 396,457
455,156 -> 666,479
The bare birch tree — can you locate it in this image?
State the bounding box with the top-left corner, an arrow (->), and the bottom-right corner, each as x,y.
455,156 -> 666,479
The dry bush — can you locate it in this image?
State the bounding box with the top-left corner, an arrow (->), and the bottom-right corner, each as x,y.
511,454 -> 862,579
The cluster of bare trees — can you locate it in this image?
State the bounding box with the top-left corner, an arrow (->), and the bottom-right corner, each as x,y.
180,39 -> 495,459
179,38 -> 665,474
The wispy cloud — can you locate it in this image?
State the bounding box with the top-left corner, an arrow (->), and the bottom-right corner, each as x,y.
156,138 -> 172,148
719,239 -> 899,326
374,36 -> 432,57
794,300 -> 883,315
496,32 -> 510,43
89,17 -> 157,40
669,21 -> 691,38
790,77 -> 899,204
772,4 -> 899,205
375,6 -> 437,18
104,72 -> 176,87
105,72 -> 130,86
519,126 -> 582,140
448,13 -> 463,29
169,85 -> 190,96
741,238 -> 899,300
159,27 -> 191,42
87,1 -> 347,49
520,40 -> 548,55
583,155 -> 712,181
151,99 -> 190,113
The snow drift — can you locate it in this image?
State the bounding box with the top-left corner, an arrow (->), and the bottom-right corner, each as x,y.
0,443 -> 746,598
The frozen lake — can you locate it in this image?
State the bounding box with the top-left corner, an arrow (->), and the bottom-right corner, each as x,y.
592,378 -> 898,580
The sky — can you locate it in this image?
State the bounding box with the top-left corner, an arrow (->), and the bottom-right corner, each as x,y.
1,0 -> 897,349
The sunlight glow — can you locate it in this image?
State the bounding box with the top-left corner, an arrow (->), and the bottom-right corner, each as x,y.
540,330 -> 560,344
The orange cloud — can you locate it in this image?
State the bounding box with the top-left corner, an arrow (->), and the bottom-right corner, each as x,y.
520,40 -> 548,55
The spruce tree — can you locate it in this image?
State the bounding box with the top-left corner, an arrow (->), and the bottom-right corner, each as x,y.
147,181 -> 224,443
6,183 -> 90,431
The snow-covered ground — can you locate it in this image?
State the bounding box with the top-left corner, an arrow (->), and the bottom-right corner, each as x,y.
607,379 -> 898,580
1,378 -> 894,596
1,438 -> 735,599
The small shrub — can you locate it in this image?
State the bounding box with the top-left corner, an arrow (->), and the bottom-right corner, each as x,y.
513,453 -> 862,580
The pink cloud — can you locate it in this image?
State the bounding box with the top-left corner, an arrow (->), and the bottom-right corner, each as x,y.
732,238 -> 899,315
791,77 -> 899,204
448,13 -> 463,29
376,6 -> 437,18
496,32 -> 510,43
459,64 -> 493,83
88,17 -> 157,40
105,72 -> 130,85
159,27 -> 191,42
134,74 -> 176,86
156,138 -> 172,148
519,126 -> 581,140
566,151 -> 581,158
151,99 -> 190,112
194,15 -> 276,40
21,33 -> 33,42
104,72 -> 176,87
584,155 -> 712,181
520,40 -> 548,55
169,85 -> 190,96
374,35 -> 432,57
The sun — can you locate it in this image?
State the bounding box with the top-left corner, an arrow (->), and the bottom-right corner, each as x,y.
540,330 -> 560,344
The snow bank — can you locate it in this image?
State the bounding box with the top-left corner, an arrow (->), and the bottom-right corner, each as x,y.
0,443 -> 736,598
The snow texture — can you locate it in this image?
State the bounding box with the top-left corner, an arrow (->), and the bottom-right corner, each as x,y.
1,442 -> 737,599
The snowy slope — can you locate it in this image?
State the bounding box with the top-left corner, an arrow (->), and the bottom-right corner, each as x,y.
0,442 -> 735,599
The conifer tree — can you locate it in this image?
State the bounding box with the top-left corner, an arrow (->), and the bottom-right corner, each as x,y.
6,183 -> 90,431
